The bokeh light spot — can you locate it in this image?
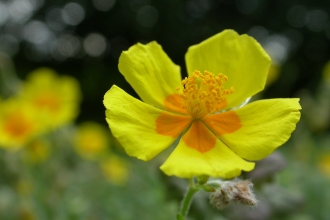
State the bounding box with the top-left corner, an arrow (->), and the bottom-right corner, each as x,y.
129,0 -> 151,12
62,2 -> 85,26
56,34 -> 81,58
287,5 -> 308,28
306,9 -> 328,32
236,0 -> 258,14
186,0 -> 210,18
83,33 -> 107,57
92,0 -> 116,12
264,35 -> 290,64
8,0 -> 34,23
248,26 -> 269,43
0,3 -> 9,26
137,5 -> 159,28
24,20 -> 52,45
46,8 -> 66,31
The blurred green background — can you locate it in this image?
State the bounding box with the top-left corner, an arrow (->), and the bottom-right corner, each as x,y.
1,0 -> 330,219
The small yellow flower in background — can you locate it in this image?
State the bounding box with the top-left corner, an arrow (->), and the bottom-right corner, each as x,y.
0,98 -> 41,149
319,154 -> 330,176
74,122 -> 110,160
103,30 -> 301,179
21,68 -> 81,129
100,155 -> 129,186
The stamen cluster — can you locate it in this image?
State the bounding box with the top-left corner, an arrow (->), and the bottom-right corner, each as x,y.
178,70 -> 234,119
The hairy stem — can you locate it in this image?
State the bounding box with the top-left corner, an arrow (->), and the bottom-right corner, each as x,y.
177,178 -> 199,220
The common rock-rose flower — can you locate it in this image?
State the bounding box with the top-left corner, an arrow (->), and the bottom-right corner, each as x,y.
22,68 -> 81,129
0,97 -> 41,148
103,30 -> 301,178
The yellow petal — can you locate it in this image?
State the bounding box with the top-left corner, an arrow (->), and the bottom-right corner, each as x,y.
103,85 -> 190,161
185,29 -> 271,109
160,122 -> 255,178
218,98 -> 301,160
118,41 -> 182,109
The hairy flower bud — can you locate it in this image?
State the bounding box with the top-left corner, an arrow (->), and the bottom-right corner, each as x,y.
210,179 -> 257,210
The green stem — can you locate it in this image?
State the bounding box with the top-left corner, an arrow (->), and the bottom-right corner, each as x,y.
177,178 -> 199,220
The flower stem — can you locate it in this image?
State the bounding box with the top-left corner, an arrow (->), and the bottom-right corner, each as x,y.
177,178 -> 199,220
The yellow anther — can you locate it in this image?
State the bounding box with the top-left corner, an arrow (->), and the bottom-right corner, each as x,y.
178,70 -> 234,119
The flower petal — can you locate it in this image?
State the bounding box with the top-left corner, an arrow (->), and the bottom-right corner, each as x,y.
118,41 -> 182,109
185,30 -> 271,109
160,122 -> 255,178
156,112 -> 192,137
163,94 -> 187,114
216,98 -> 301,161
103,85 -> 190,161
202,110 -> 242,135
182,120 -> 216,153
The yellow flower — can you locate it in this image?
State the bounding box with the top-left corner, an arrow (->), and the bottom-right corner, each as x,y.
319,154 -> 330,176
100,155 -> 129,185
103,30 -> 301,179
21,68 -> 81,129
0,97 -> 41,148
74,122 -> 110,160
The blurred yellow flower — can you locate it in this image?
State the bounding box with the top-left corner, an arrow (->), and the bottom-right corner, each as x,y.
0,98 -> 41,148
21,68 -> 81,129
100,155 -> 129,185
319,154 -> 330,176
74,122 -> 110,160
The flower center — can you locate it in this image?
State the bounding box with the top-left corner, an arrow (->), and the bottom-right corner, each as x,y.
178,70 -> 234,119
4,111 -> 33,138
34,93 -> 60,113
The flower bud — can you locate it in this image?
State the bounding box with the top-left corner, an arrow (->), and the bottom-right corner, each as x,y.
210,179 -> 257,210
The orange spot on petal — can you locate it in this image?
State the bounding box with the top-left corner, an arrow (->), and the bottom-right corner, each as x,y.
156,112 -> 192,138
202,111 -> 242,136
4,111 -> 33,138
164,94 -> 187,114
182,120 -> 216,153
34,93 -> 60,112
